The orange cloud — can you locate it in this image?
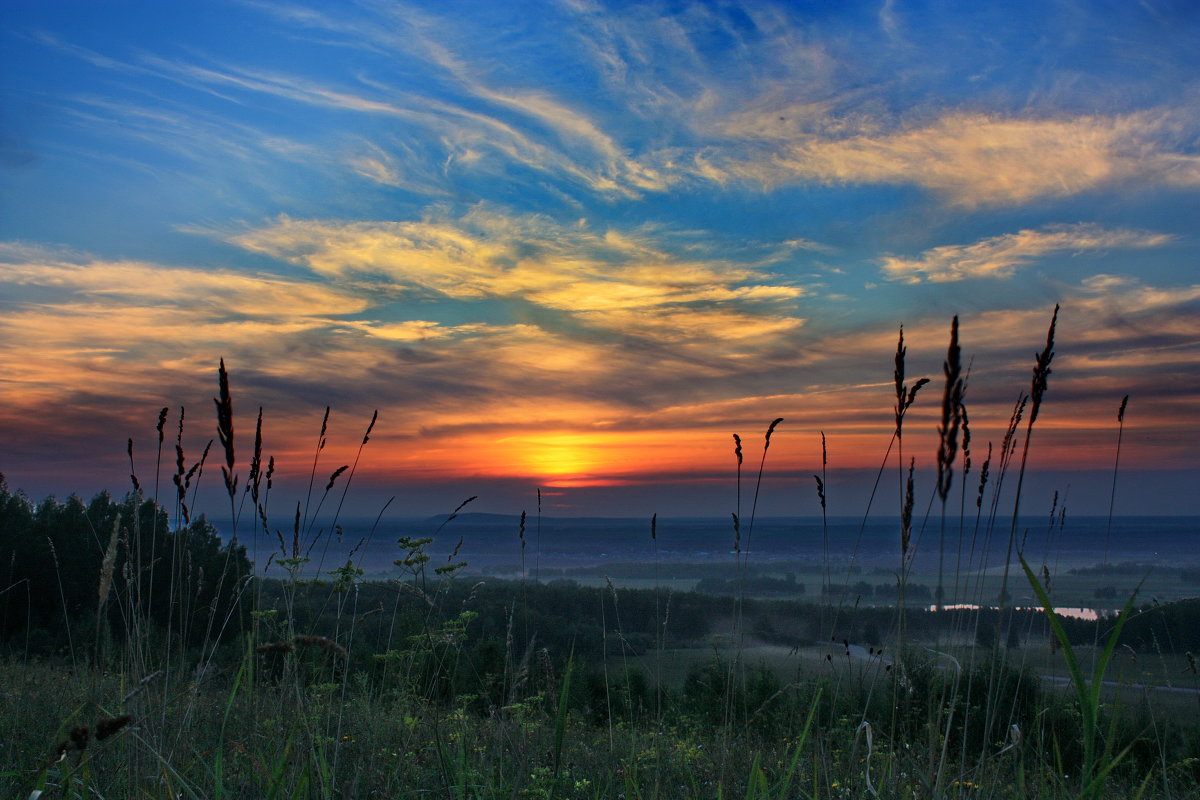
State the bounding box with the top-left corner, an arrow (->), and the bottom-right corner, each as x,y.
2,232 -> 1196,497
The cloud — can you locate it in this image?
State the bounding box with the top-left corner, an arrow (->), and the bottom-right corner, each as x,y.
879,223 -> 1173,283
36,4 -> 1200,209
0,244 -> 368,316
0,217 -> 810,463
0,243 -> 391,419
409,25 -> 672,194
3,236 -> 1197,490
554,4 -> 1200,205
130,44 -> 675,199
7,2 -> 1200,495
700,111 -> 1200,207
223,206 -> 805,346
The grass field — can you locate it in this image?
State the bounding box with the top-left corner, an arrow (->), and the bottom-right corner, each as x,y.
3,311 -> 1199,798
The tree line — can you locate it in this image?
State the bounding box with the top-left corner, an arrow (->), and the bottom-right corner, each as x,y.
0,477 -> 251,652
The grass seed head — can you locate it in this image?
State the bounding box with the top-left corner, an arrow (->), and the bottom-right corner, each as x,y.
1028,304 -> 1059,426
174,443 -> 187,502
764,417 -> 784,449
214,358 -> 237,499
156,406 -> 169,444
294,634 -> 348,659
936,315 -> 964,502
893,326 -> 932,436
248,407 -> 263,503
69,725 -> 89,750
318,406 -> 330,449
901,458 -> 915,559
961,403 -> 972,475
256,641 -> 296,656
976,442 -> 992,509
325,464 -> 349,491
362,409 -> 378,445
126,438 -> 140,494
95,714 -> 132,741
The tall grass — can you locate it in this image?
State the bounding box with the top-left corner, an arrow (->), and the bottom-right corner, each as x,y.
3,307 -> 1198,799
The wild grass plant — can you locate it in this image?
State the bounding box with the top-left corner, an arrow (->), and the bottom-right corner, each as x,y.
1,308 -> 1198,798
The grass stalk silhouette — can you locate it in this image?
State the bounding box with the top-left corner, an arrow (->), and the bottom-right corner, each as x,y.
985,303 -> 1060,769
8,312 -> 1200,799
1104,395 -> 1130,564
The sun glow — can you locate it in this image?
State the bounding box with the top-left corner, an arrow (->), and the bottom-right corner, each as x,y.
503,433 -> 617,484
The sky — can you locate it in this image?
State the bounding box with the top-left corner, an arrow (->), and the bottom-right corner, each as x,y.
1,0 -> 1198,520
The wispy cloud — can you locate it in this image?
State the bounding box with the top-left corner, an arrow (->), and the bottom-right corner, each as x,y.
5,1 -> 1199,505
879,223 -> 1174,283
698,111 -> 1200,207
554,3 -> 1200,205
0,243 -> 371,416
0,243 -> 367,315
34,3 -> 1200,209
222,206 -> 805,346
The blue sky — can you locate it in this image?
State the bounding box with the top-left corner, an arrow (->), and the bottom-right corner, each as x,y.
1,0 -> 1198,517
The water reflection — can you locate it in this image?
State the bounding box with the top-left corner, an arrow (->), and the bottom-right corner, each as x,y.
929,603 -> 1103,621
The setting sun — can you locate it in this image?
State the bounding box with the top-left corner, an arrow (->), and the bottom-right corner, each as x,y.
507,433 -> 609,482
0,0 -> 1196,516
2,3 -> 1199,796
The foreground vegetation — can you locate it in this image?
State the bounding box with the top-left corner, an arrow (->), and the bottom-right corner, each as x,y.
3,311 -> 1199,798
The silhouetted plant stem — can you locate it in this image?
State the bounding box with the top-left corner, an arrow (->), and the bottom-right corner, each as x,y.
935,316 -> 964,613
1104,395 -> 1129,564
986,303 -> 1059,765
997,305 -> 1059,618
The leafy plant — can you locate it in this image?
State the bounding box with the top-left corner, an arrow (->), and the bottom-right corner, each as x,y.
1020,553 -> 1141,800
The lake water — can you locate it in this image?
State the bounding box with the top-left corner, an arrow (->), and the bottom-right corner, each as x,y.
928,603 -> 1102,621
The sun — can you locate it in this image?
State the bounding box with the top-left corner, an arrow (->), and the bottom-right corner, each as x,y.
512,433 -> 605,482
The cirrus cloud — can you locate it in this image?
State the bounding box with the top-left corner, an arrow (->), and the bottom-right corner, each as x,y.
700,111 -> 1200,208
879,223 -> 1174,283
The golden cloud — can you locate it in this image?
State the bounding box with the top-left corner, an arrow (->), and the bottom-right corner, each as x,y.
227,207 -> 805,345
0,245 -> 368,316
879,223 -> 1173,283
695,111 -> 1200,207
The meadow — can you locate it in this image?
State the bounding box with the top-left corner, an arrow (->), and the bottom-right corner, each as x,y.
3,308 -> 1200,799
